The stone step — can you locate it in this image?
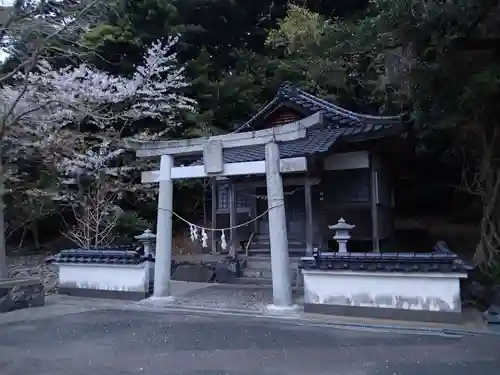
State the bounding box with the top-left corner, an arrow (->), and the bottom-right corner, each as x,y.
247,246 -> 304,251
242,268 -> 273,279
246,248 -> 305,256
253,235 -> 303,243
251,243 -> 304,250
244,259 -> 270,269
238,271 -> 303,288
253,234 -> 303,243
234,277 -> 304,289
245,260 -> 299,270
242,267 -> 299,280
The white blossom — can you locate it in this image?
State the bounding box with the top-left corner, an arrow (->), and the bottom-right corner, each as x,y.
1,36 -> 197,202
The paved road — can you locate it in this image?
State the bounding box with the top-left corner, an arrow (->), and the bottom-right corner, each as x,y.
1,308 -> 499,375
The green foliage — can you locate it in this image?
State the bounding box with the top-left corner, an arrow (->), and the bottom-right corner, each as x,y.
83,0 -> 180,74
187,48 -> 278,132
266,4 -> 388,112
268,1 -> 500,120
483,261 -> 500,286
112,211 -> 152,241
79,1 -> 376,132
354,0 -> 500,123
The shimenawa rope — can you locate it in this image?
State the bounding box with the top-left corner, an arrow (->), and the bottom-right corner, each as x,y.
158,201 -> 284,250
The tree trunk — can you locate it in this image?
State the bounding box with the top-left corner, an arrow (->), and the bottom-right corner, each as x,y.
0,154 -> 8,278
472,125 -> 500,270
474,166 -> 500,269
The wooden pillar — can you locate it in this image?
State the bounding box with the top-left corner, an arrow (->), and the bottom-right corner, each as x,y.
252,188 -> 259,234
265,142 -> 293,308
304,178 -> 314,256
211,178 -> 217,255
370,155 -> 380,252
228,181 -> 237,257
154,154 -> 174,298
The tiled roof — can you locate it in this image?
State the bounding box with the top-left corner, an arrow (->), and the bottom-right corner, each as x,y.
47,245 -> 153,265
223,126 -> 343,164
299,249 -> 471,274
189,83 -> 404,165
241,82 -> 403,131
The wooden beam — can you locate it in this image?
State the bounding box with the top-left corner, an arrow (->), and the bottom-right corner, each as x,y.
370,154 -> 381,252
131,112 -> 323,158
228,181 -> 236,257
252,189 -> 258,234
234,176 -> 320,189
142,157 -> 308,183
323,151 -> 369,171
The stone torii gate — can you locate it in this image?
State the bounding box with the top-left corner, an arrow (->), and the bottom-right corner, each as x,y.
131,112 -> 323,310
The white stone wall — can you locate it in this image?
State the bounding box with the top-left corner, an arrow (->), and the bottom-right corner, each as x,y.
302,269 -> 466,312
57,263 -> 149,292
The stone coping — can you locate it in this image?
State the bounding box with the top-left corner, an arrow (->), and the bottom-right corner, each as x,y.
299,250 -> 471,274
47,245 -> 154,265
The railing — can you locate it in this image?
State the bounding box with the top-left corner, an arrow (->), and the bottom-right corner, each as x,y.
244,232 -> 255,257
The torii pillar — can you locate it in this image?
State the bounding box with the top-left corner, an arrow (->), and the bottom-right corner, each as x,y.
153,154 -> 174,299
265,141 -> 294,309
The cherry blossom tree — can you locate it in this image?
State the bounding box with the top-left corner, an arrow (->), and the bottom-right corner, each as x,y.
0,0 -> 105,277
0,34 -> 197,271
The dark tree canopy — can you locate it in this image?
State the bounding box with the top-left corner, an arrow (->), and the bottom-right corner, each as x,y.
2,0 -> 500,272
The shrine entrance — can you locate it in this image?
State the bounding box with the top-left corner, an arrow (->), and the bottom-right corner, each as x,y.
255,186 -> 306,243
130,112 -> 323,310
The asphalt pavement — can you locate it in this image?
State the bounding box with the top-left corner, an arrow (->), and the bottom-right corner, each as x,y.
1,307 -> 499,375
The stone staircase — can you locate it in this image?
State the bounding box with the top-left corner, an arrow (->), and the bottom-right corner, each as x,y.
238,256 -> 302,286
237,233 -> 304,286
245,234 -> 306,257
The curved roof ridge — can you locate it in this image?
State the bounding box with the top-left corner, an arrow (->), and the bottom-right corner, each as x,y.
235,81 -> 404,134
291,85 -> 404,122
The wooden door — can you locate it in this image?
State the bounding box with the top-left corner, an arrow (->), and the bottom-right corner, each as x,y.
285,186 -> 306,239
254,185 -> 306,242
256,187 -> 269,235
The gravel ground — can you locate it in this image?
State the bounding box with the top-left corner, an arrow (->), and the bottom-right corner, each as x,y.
7,254 -> 58,295
167,284 -> 304,311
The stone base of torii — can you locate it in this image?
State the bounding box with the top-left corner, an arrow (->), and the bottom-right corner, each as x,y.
130,112 -> 323,310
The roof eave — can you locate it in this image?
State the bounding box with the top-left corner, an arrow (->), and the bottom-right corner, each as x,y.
342,122 -> 409,143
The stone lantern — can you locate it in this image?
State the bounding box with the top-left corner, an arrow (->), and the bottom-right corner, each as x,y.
328,218 -> 355,253
135,229 -> 157,290
135,229 -> 156,257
